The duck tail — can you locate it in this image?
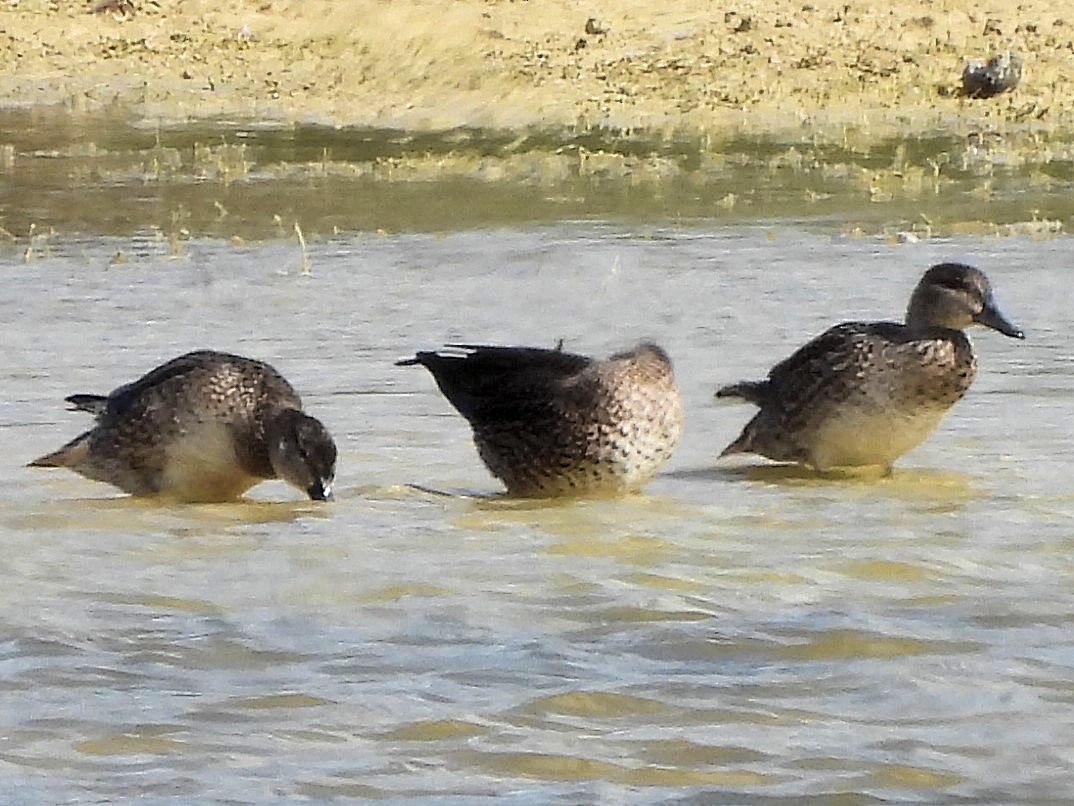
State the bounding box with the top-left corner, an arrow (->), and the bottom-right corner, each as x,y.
65,394 -> 108,417
27,432 -> 91,468
718,430 -> 753,459
715,380 -> 769,406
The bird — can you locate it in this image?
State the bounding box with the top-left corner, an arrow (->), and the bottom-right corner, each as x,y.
962,51 -> 1022,99
716,262 -> 1024,473
28,350 -> 337,502
397,342 -> 683,497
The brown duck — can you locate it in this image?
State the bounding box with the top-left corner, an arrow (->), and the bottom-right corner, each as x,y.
717,263 -> 1024,473
399,342 -> 683,497
29,350 -> 337,502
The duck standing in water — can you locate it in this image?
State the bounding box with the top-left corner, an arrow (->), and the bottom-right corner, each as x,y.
398,342 -> 683,497
29,350 -> 337,502
717,263 -> 1024,473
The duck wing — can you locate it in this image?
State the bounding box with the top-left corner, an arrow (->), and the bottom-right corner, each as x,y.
399,344 -> 592,424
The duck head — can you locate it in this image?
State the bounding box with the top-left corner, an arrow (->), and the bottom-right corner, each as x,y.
906,262 -> 1024,338
267,409 -> 337,501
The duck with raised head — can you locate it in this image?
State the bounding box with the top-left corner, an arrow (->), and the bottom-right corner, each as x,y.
398,342 -> 683,497
29,350 -> 337,502
716,262 -> 1024,473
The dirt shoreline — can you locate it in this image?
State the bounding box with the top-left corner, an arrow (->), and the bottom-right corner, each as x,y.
1,0 -> 1069,142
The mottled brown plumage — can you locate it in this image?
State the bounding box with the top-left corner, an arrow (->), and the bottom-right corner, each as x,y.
717,263 -> 1024,472
398,342 -> 683,496
29,350 -> 337,502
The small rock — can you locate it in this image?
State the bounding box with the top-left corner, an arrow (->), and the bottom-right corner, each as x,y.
961,51 -> 1022,98
725,11 -> 753,32
91,0 -> 135,14
585,18 -> 608,36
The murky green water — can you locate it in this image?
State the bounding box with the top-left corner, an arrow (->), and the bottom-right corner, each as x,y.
1,107 -> 1073,240
1,109 -> 1073,802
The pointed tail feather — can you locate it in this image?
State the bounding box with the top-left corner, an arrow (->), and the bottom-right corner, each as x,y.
27,433 -> 92,468
65,394 -> 108,417
715,380 -> 769,406
28,450 -> 64,467
718,430 -> 753,459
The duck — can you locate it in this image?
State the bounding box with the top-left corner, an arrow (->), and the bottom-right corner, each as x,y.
29,350 -> 337,502
397,342 -> 683,496
716,262 -> 1024,473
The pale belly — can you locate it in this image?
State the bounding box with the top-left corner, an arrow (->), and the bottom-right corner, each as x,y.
159,422 -> 264,503
807,405 -> 950,471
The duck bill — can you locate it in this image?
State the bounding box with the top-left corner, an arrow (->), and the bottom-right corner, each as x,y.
976,298 -> 1025,339
307,481 -> 334,501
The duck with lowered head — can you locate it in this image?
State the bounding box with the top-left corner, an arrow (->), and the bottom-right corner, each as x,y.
29,350 -> 337,503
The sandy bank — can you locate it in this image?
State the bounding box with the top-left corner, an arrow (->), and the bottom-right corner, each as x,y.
0,0 -> 1069,141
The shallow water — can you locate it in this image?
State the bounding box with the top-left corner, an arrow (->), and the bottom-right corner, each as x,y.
2,107 -> 1074,240
1,221 -> 1071,802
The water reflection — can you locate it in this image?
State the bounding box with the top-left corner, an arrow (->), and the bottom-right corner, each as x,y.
0,106 -> 1072,240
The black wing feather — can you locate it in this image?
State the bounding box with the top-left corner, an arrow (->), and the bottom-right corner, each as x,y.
399,344 -> 592,423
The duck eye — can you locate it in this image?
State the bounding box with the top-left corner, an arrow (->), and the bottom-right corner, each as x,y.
937,276 -> 968,292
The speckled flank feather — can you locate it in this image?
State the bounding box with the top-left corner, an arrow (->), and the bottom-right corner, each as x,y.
399,342 -> 683,496
29,350 -> 337,502
717,263 -> 1023,472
